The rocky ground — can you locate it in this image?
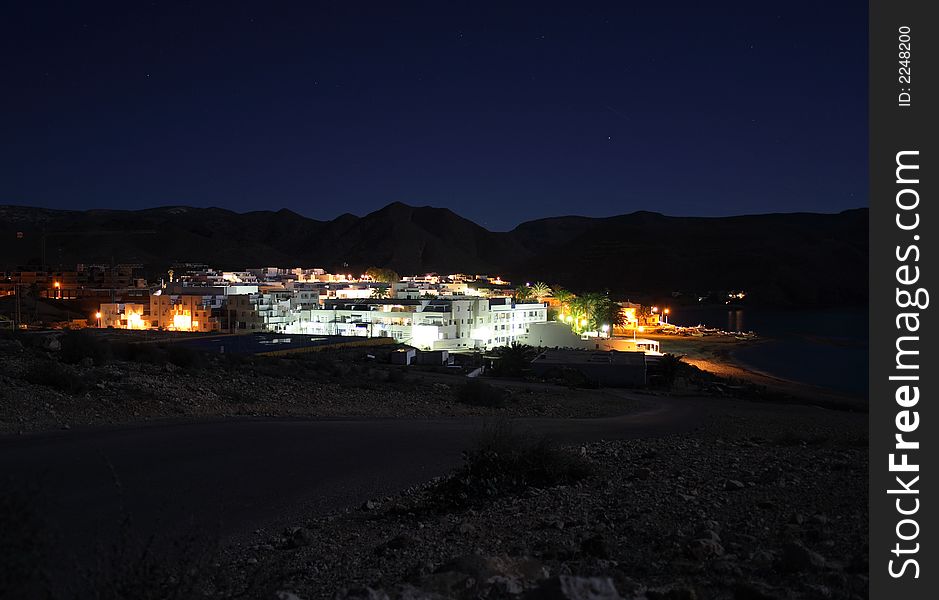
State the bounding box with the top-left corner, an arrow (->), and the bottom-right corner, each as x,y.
0,335 -> 636,434
0,332 -> 869,599
213,403 -> 867,600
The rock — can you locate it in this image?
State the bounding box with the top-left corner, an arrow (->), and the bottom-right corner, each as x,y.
538,539 -> 578,561
376,533 -> 417,555
424,570 -> 478,596
442,554 -> 546,581
489,575 -> 526,595
79,357 -> 94,368
0,339 -> 24,354
687,538 -> 725,561
780,542 -> 826,573
40,337 -> 61,351
711,558 -> 741,576
645,585 -> 697,600
733,581 -> 783,600
528,576 -> 622,600
362,500 -> 379,511
423,555 -> 546,597
284,526 -> 313,548
750,549 -> 776,568
802,583 -> 831,598
694,528 -> 721,543
580,533 -> 610,559
337,589 -> 373,600
276,592 -> 305,600
393,584 -> 450,599
458,522 -> 476,535
723,479 -> 745,491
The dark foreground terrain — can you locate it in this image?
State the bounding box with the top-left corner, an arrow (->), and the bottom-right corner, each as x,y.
217,402 -> 867,600
1,333 -> 867,600
2,403 -> 867,600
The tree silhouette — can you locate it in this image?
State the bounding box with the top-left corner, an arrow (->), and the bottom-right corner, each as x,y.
529,282 -> 551,300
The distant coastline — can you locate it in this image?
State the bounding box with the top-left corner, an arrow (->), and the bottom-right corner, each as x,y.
659,306 -> 868,403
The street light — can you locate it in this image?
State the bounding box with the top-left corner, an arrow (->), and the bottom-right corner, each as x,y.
664,308 -> 670,324
95,312 -> 101,328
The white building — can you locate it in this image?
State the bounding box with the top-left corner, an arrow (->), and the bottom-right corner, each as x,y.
283,297 -> 547,351
521,321 -> 662,354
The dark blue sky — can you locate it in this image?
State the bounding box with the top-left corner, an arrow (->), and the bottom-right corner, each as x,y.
1,1 -> 867,231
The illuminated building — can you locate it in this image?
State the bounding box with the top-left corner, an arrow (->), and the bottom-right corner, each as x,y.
149,291 -> 221,332
97,303 -> 148,329
284,297 -> 547,351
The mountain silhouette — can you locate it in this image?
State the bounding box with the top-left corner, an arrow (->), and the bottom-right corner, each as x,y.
0,203 -> 867,306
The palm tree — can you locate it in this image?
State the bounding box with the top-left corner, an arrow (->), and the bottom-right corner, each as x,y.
493,342 -> 536,377
552,287 -> 573,305
529,282 -> 551,301
371,286 -> 389,299
657,353 -> 683,389
593,296 -> 625,332
552,287 -> 575,321
365,267 -> 399,283
514,285 -> 534,302
568,295 -> 594,333
565,292 -> 620,334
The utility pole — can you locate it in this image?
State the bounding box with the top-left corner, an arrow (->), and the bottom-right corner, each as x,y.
14,284 -> 22,330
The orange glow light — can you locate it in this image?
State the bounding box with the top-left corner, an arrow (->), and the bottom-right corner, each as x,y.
172,312 -> 192,331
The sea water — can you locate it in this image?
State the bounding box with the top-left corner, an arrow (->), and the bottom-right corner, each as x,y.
671,306 -> 869,398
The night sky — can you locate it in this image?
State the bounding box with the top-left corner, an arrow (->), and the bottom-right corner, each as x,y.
2,2 -> 867,231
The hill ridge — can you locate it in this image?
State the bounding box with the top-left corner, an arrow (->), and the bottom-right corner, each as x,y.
0,202 -> 868,306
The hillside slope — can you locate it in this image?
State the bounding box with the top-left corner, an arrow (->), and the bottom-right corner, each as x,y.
0,203 -> 868,305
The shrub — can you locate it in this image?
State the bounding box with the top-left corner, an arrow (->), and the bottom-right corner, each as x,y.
455,380 -> 507,408
59,330 -> 111,366
431,422 -> 592,508
490,342 -> 536,377
77,525 -> 220,600
386,367 -> 406,384
221,388 -> 252,404
558,367 -> 600,389
111,341 -> 163,365
24,360 -> 94,394
161,345 -> 205,371
651,353 -> 683,389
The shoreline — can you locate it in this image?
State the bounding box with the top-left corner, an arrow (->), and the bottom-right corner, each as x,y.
646,332 -> 867,410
